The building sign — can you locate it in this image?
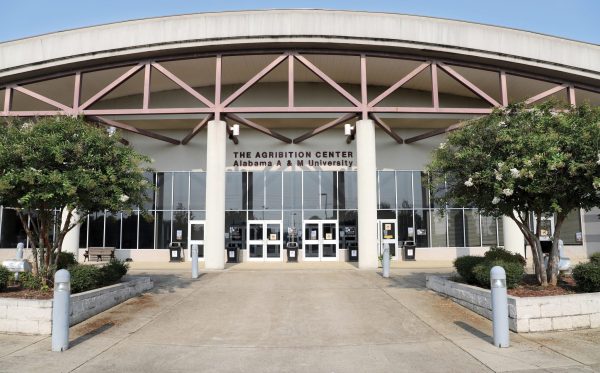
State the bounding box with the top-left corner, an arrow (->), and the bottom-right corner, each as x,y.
232,151 -> 354,168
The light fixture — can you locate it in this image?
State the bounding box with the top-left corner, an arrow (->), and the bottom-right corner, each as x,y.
231,124 -> 240,136
344,123 -> 354,136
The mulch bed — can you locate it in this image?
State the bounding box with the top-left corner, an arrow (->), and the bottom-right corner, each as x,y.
507,274 -> 578,297
0,285 -> 53,300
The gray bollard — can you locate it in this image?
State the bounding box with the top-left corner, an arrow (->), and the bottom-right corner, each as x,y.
382,244 -> 390,278
52,269 -> 70,352
191,244 -> 199,279
490,266 -> 510,348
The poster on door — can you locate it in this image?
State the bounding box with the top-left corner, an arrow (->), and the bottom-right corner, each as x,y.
325,233 -> 332,240
269,233 -> 277,241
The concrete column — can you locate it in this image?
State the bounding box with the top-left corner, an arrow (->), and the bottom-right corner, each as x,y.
204,120 -> 226,269
502,215 -> 524,254
60,209 -> 80,255
356,119 -> 378,269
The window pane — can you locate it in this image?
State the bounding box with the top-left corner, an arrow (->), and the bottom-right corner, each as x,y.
414,209 -> 429,247
303,171 -> 320,209
121,212 -> 137,250
397,210 -> 413,242
561,209 -> 583,245
338,171 -> 357,209
448,209 -> 464,247
142,172 -> 155,210
414,172 -> 429,208
172,172 -> 189,210
79,216 -> 88,248
0,208 -> 26,248
156,172 -> 173,210
105,212 -> 120,249
138,212 -> 155,249
481,215 -> 498,246
156,211 -> 171,249
283,172 -> 302,209
321,172 -> 337,210
265,172 -> 282,210
396,171 -> 413,208
248,172 -> 265,210
431,209 -> 447,247
378,171 -> 396,209
464,210 -> 481,247
377,210 -> 395,219
189,172 -> 206,210
225,172 -> 245,210
497,218 -> 504,246
190,210 -> 206,220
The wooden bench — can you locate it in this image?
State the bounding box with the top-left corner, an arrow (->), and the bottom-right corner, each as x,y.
84,247 -> 115,262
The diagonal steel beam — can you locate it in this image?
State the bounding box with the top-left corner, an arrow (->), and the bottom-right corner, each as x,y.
370,114 -> 403,144
181,114 -> 213,145
3,88 -> 12,113
294,54 -> 362,107
293,113 -> 357,144
221,54 -> 288,107
404,119 -> 475,144
525,84 -> 568,105
89,116 -> 181,145
79,64 -> 144,110
12,85 -> 72,112
369,62 -> 430,107
437,62 -> 501,107
226,113 -> 292,144
151,62 -> 214,107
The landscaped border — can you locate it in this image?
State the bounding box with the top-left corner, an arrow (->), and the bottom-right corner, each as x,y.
0,276 -> 153,335
426,275 -> 600,333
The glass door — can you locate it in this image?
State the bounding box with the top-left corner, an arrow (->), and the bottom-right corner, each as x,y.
247,220 -> 283,261
188,220 -> 205,261
303,220 -> 339,261
377,219 -> 398,259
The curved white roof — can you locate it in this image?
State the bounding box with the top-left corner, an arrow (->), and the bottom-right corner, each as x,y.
1,9 -> 600,83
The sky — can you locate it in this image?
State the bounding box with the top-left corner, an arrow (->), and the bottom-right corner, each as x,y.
1,0 -> 599,45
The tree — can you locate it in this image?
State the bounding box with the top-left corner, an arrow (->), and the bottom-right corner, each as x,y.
427,102 -> 600,286
0,116 -> 153,284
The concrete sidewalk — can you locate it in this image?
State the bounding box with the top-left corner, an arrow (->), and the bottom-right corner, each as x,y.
0,267 -> 598,372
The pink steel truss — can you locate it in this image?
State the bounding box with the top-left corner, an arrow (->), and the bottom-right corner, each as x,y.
1,50 -> 598,144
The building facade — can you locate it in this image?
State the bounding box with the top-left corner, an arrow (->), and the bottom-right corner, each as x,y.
1,10 -> 599,268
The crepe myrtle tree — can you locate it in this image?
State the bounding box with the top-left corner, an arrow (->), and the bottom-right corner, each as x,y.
427,102 -> 600,286
0,116 -> 153,284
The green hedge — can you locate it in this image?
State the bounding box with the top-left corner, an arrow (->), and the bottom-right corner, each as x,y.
56,252 -> 77,270
472,260 -> 525,289
453,256 -> 485,285
589,252 -> 600,266
69,259 -> 129,294
99,259 -> 129,286
483,247 -> 526,266
0,266 -> 11,291
572,262 -> 600,293
453,247 -> 525,289
19,272 -> 44,290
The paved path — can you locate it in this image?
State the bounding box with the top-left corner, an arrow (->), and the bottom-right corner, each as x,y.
0,267 -> 599,372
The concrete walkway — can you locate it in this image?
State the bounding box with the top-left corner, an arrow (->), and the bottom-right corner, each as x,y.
0,267 -> 599,372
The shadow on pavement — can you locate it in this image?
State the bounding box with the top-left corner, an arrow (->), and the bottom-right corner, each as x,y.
454,321 -> 492,342
70,322 -> 114,348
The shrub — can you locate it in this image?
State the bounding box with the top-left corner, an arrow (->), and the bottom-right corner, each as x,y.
484,247 -> 526,266
472,260 -> 525,289
572,262 -> 600,293
0,266 -> 11,291
589,252 -> 600,266
56,251 -> 77,270
99,259 -> 129,286
454,255 -> 485,284
19,271 -> 44,290
69,265 -> 101,293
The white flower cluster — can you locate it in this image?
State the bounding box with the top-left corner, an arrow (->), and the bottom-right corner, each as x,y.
502,188 -> 513,196
492,197 -> 501,204
464,177 -> 474,187
597,153 -> 600,166
509,168 -> 520,178
494,170 -> 502,181
439,142 -> 447,150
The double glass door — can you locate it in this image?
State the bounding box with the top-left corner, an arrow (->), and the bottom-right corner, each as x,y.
247,220 -> 283,261
377,219 -> 397,259
303,220 -> 338,261
188,220 -> 205,260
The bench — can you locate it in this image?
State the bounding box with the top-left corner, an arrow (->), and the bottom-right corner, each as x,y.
84,247 -> 116,262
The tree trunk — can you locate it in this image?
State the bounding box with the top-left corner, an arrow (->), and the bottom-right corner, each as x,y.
509,211 -> 548,286
547,214 -> 566,286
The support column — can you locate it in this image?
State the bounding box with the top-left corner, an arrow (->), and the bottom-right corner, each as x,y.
204,120 -> 226,269
502,215 -> 524,255
60,209 -> 80,255
356,119 -> 378,269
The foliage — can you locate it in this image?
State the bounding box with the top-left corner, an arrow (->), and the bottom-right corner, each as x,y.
99,259 -> 129,286
483,247 -> 526,267
572,262 -> 600,293
19,271 -> 44,290
453,255 -> 485,285
0,116 -> 153,283
56,252 -> 77,270
69,265 -> 102,294
589,252 -> 600,266
472,260 -> 525,289
427,102 -> 600,286
0,266 -> 11,291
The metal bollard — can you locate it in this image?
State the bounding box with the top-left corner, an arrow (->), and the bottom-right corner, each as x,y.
52,269 -> 70,352
490,266 -> 510,348
191,244 -> 199,279
382,244 -> 390,278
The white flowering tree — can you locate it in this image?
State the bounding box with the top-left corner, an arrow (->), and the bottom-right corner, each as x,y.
428,102 -> 600,286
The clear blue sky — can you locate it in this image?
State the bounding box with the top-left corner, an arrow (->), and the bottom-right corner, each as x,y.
2,0 -> 599,44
